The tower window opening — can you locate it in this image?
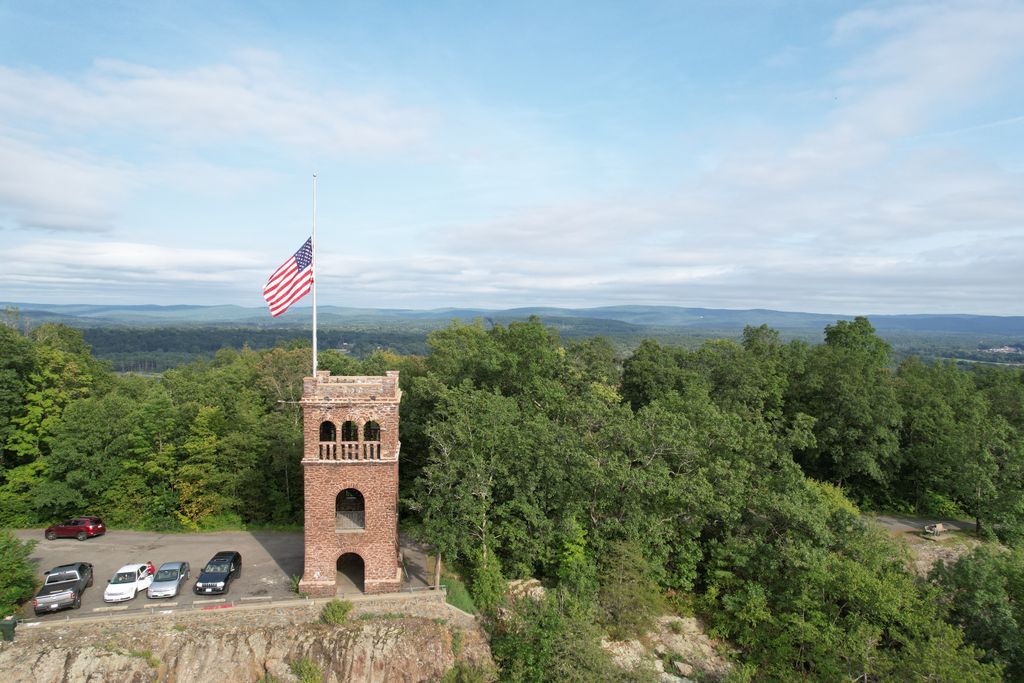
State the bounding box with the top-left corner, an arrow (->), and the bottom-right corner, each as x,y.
336,488 -> 365,531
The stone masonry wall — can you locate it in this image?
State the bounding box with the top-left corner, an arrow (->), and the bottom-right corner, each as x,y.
300,461 -> 401,595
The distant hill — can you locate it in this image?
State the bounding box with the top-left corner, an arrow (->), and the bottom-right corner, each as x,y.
4,301 -> 1024,337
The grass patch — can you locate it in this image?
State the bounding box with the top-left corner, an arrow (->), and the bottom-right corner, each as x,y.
320,599 -> 353,625
357,611 -> 410,621
451,628 -> 464,657
128,649 -> 160,668
441,575 -> 477,614
440,661 -> 496,682
101,640 -> 160,668
289,656 -> 322,683
172,623 -> 187,632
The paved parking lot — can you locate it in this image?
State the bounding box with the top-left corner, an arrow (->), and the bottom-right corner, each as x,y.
14,529 -> 307,621
14,528 -> 432,622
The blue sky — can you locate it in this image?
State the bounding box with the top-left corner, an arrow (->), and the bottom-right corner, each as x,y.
1,0 -> 1023,314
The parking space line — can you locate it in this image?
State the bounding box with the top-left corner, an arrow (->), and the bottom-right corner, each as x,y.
92,606 -> 129,612
240,596 -> 272,601
193,598 -> 225,604
144,602 -> 178,608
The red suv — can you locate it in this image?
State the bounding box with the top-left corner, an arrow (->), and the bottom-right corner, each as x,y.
44,517 -> 106,541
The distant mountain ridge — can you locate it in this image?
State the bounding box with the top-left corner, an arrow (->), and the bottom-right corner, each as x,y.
4,301 -> 1024,337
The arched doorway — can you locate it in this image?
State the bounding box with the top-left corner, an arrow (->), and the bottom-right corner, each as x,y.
336,553 -> 365,593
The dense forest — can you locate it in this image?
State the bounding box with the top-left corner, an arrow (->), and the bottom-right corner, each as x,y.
2,317 -> 1023,680
77,326 -> 431,372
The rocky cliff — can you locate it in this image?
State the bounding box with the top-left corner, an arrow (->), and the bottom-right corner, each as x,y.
0,599 -> 490,683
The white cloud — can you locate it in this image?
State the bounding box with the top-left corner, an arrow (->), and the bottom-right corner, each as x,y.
0,132 -> 130,232
2,239 -> 265,292
0,53 -> 431,155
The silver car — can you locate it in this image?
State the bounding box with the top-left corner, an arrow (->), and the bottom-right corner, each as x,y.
147,562 -> 190,599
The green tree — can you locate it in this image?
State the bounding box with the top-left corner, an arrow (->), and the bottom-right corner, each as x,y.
0,325 -> 33,468
5,324 -> 106,465
175,406 -> 234,528
786,317 -> 902,501
597,540 -> 664,640
490,594 -> 654,683
0,530 -> 36,616
932,546 -> 1024,679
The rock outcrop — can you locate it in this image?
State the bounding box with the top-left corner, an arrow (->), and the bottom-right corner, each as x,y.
602,615 -> 733,683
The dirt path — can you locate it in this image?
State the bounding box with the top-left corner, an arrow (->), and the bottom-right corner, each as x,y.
870,514 -> 974,535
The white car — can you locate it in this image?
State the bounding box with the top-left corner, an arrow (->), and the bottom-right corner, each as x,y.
103,563 -> 154,603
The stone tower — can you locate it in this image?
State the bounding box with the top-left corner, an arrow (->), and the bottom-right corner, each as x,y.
298,370 -> 402,596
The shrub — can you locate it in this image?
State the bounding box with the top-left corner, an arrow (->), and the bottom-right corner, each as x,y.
490,593 -> 652,682
320,599 -> 353,625
440,661 -> 497,683
289,656 -> 322,683
919,490 -> 964,519
289,574 -> 308,598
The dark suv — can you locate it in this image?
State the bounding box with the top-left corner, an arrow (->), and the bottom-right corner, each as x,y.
44,517 -> 105,541
193,551 -> 242,595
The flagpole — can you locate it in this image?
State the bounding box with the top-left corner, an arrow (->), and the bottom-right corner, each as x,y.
312,172 -> 318,376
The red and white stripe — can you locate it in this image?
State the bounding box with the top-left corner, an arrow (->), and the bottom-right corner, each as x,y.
263,256 -> 313,317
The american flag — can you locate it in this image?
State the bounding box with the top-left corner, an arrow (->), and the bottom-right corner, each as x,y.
263,237 -> 313,317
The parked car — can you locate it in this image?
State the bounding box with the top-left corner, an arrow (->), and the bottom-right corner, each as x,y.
148,562 -> 190,599
44,517 -> 105,541
193,551 -> 242,595
103,563 -> 155,603
33,563 -> 93,615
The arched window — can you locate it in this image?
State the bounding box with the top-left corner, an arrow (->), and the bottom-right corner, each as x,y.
363,421 -> 380,441
318,421 -> 337,459
319,421 -> 336,442
335,489 -> 365,531
362,421 -> 381,459
340,421 -> 359,442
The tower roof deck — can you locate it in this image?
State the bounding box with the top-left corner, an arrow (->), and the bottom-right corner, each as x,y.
302,370 -> 401,403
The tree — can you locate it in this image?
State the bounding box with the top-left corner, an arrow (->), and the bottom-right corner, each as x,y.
411,384 -> 524,571
0,530 -> 36,617
0,325 -> 33,469
175,406 -> 233,528
597,540 -> 664,640
785,317 -> 902,501
931,546 -> 1024,679
5,324 -> 105,466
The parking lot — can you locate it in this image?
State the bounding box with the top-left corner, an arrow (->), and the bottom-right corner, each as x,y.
14,528 -> 310,621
